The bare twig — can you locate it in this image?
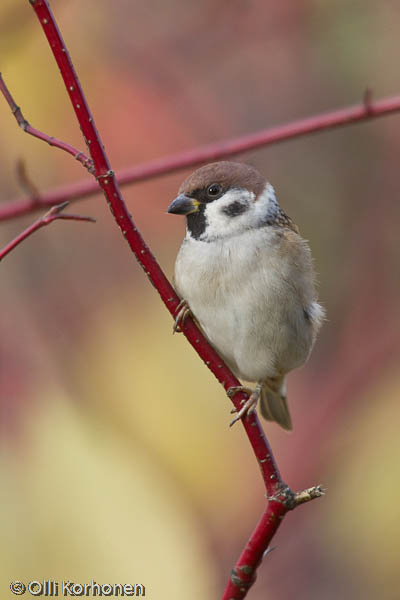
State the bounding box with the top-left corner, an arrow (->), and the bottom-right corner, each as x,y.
0,72 -> 95,174
222,485 -> 323,599
0,201 -> 95,262
294,485 -> 325,506
1,91 -> 400,222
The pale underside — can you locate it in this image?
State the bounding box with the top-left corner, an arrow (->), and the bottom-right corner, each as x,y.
174,226 -> 323,383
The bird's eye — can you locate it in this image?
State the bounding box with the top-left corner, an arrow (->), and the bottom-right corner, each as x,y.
206,183 -> 222,199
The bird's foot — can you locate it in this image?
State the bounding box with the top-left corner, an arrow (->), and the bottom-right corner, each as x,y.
173,299 -> 192,334
227,386 -> 254,401
227,384 -> 262,427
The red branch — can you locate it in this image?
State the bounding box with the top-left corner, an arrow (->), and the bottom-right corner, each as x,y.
0,73 -> 95,175
1,90 -> 400,222
0,201 -> 95,262
15,2 -> 323,597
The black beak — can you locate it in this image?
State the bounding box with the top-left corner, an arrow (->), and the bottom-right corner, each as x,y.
167,194 -> 200,215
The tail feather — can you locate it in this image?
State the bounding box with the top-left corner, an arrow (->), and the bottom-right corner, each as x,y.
260,377 -> 292,431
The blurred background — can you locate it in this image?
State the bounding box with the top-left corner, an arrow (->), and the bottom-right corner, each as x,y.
1,1 -> 400,598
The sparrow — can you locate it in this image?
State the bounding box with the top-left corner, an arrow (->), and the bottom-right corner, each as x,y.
167,161 -> 324,430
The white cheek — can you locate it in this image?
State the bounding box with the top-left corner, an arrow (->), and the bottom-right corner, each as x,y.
202,189 -> 254,239
255,183 -> 279,222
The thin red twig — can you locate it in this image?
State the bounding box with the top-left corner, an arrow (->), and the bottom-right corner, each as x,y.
0,72 -> 95,175
1,91 -> 400,222
221,485 -> 324,599
18,2 -> 323,597
0,201 -> 95,262
223,503 -> 285,599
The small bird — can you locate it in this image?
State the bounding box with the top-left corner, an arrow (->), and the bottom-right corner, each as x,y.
167,161 -> 324,430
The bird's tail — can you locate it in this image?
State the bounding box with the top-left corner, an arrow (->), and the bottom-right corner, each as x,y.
260,376 -> 292,431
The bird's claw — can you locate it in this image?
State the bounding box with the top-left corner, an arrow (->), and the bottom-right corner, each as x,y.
227,385 -> 261,427
173,299 -> 192,334
227,385 -> 253,399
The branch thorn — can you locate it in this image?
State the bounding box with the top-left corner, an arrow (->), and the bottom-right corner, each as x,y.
262,546 -> 276,560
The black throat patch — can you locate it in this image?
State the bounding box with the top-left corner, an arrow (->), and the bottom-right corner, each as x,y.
186,204 -> 207,240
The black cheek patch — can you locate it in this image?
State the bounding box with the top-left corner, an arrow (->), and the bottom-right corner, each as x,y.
222,201 -> 247,217
187,204 -> 207,240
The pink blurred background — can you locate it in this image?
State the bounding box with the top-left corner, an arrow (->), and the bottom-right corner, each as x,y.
1,1 -> 400,599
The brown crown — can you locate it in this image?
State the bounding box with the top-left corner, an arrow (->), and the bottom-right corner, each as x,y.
179,161 -> 266,199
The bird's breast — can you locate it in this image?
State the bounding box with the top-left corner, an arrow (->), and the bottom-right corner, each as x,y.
174,230 -> 316,381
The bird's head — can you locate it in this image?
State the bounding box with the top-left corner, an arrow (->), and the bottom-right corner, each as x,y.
167,161 -> 282,241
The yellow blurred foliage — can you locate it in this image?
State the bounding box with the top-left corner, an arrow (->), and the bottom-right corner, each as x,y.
78,290 -> 260,532
324,374 -> 400,595
0,388 -> 218,598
